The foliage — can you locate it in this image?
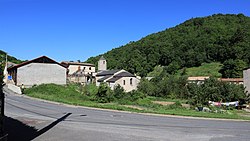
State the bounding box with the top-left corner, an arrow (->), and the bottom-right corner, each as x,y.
24,83 -> 250,120
167,101 -> 183,109
95,83 -> 114,103
147,65 -> 163,77
139,75 -> 189,99
86,14 -> 250,77
113,84 -> 125,100
219,59 -> 247,78
138,74 -> 247,106
84,83 -> 98,100
188,77 -> 246,106
0,50 -> 23,64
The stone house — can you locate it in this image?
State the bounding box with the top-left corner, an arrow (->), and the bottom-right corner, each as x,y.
96,56 -> 140,92
61,61 -> 95,84
7,56 -> 67,87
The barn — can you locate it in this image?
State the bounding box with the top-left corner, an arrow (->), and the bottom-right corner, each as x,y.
7,56 -> 67,87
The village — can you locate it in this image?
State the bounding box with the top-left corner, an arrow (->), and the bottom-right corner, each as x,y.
4,55 -> 141,93
3,55 -> 250,97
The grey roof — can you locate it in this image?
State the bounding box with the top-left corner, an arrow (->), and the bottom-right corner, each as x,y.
115,72 -> 135,77
96,70 -> 120,76
8,56 -> 67,71
106,77 -> 122,83
105,72 -> 135,83
99,56 -> 106,60
97,75 -> 112,82
61,61 -> 95,67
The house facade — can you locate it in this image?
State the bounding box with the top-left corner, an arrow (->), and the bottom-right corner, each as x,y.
96,70 -> 140,92
7,56 -> 67,87
61,61 -> 95,84
96,56 -> 140,92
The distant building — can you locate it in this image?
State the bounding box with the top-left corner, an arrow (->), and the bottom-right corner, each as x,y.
7,56 -> 67,87
219,78 -> 243,85
243,69 -> 250,94
187,76 -> 210,84
98,56 -> 107,71
61,61 -> 96,84
96,70 -> 140,92
96,57 -> 140,92
61,61 -> 95,75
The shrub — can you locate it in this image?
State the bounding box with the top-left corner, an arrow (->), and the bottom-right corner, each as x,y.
95,83 -> 114,103
113,85 -> 125,100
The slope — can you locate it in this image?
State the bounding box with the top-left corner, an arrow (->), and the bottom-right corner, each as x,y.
86,14 -> 250,77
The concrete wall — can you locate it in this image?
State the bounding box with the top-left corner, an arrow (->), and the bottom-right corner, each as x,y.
17,63 -> 67,87
243,69 -> 250,94
7,84 -> 22,94
68,65 -> 95,75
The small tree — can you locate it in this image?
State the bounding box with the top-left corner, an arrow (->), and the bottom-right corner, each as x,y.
113,85 -> 125,100
220,59 -> 247,78
96,83 -> 114,103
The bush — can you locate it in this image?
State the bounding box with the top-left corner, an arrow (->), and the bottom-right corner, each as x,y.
113,85 -> 125,100
95,83 -> 114,103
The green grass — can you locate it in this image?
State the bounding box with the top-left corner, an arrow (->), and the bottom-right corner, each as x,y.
178,62 -> 222,77
147,62 -> 222,78
24,84 -> 250,120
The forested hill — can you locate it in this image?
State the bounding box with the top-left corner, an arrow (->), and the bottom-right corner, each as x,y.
86,14 -> 250,77
0,50 -> 23,65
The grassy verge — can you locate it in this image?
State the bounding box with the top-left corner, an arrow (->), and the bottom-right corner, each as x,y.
24,84 -> 250,120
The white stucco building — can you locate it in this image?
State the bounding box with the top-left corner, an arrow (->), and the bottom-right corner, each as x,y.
7,56 -> 67,87
95,56 -> 140,92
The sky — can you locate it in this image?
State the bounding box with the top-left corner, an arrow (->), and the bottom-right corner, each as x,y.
0,0 -> 249,62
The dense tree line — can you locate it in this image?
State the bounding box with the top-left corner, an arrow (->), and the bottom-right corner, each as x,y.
86,14 -> 250,77
0,50 -> 23,64
138,74 -> 248,106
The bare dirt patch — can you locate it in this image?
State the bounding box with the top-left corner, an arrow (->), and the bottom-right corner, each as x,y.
153,101 -> 190,109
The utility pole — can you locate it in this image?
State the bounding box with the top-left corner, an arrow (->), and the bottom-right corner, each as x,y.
3,54 -> 8,84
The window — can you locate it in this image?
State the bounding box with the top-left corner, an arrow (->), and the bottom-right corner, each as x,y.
89,67 -> 91,70
123,80 -> 125,85
130,78 -> 133,85
103,61 -> 105,64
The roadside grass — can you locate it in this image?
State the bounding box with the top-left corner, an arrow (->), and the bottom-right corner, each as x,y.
24,84 -> 250,120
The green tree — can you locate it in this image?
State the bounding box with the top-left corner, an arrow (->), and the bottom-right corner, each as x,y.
96,83 -> 114,103
220,59 -> 247,78
113,85 -> 125,100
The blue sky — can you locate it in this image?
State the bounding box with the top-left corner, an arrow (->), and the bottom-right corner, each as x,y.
0,0 -> 249,62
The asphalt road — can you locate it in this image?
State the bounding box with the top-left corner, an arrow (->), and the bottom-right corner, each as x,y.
3,87 -> 250,141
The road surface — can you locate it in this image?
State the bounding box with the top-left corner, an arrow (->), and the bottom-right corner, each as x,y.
3,87 -> 250,141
